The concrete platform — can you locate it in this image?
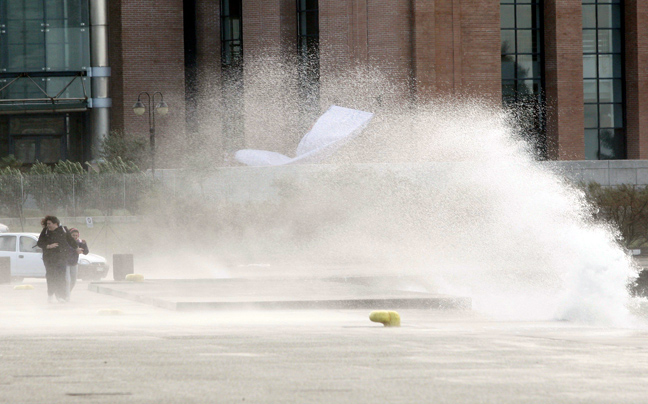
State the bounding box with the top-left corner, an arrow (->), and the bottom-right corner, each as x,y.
88,276 -> 472,311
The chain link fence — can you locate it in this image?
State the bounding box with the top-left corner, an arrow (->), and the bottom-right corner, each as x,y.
0,173 -> 155,220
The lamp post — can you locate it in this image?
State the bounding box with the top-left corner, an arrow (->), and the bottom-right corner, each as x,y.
133,92 -> 169,175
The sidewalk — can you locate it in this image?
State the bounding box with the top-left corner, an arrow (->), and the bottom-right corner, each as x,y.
3,279 -> 648,403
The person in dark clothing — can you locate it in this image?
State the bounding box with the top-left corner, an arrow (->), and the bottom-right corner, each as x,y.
67,228 -> 89,293
37,215 -> 77,303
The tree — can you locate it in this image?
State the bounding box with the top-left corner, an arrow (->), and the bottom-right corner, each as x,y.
99,130 -> 149,168
581,182 -> 648,248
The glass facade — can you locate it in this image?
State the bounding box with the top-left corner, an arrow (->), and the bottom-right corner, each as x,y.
0,0 -> 90,163
1,0 -> 90,72
501,0 -> 545,155
0,0 -> 90,104
583,0 -> 624,159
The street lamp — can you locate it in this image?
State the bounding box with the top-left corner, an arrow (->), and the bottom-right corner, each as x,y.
132,91 -> 169,175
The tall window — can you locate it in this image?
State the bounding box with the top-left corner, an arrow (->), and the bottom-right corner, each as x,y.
583,0 -> 624,159
220,0 -> 244,151
296,0 -> 319,121
297,0 -> 319,78
501,0 -> 545,155
221,0 -> 242,69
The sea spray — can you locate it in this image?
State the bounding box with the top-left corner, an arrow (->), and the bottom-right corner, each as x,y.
189,58 -> 641,325
359,101 -> 639,325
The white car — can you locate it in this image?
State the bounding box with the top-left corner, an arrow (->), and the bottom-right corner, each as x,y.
0,232 -> 109,281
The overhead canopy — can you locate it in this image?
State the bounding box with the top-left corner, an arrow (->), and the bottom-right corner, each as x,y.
235,105 -> 374,166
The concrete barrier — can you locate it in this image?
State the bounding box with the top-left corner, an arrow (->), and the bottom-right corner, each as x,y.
113,254 -> 134,281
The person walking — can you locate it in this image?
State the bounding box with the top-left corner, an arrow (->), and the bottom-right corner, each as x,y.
37,216 -> 77,303
67,228 -> 89,294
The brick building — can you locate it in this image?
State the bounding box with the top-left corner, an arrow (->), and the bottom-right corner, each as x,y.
1,0 -> 647,166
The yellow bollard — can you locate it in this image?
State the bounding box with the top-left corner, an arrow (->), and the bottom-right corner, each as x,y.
369,310 -> 401,327
13,284 -> 34,290
124,274 -> 144,282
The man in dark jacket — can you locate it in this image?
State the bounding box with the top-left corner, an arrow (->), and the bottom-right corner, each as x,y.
37,215 -> 77,303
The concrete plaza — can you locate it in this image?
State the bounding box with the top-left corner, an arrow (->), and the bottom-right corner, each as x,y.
1,279 -> 648,403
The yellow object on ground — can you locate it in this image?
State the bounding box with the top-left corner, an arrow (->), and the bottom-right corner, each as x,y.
125,274 -> 144,282
13,284 -> 34,290
369,310 -> 401,327
97,309 -> 123,315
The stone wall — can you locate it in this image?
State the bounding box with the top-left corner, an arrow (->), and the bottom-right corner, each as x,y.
547,160 -> 648,186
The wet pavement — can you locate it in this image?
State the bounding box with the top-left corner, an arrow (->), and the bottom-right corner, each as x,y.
1,279 -> 648,403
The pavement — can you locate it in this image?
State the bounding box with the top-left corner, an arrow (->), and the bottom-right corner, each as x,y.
87,276 -> 472,310
2,278 -> 648,403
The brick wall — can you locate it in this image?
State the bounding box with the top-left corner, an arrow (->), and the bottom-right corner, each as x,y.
544,0 -> 585,160
319,0 -> 355,73
239,0 -> 298,154
366,0 -> 413,88
320,0 -> 500,102
194,0 -> 223,161
458,0 -> 500,101
243,0 -> 295,60
412,0 -> 435,98
104,0 -> 648,165
196,0 -> 221,77
111,0 -> 186,167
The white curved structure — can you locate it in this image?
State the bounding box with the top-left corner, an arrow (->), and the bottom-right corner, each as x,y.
235,105 -> 374,166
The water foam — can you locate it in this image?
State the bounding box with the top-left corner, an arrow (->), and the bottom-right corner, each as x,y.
356,100 -> 639,326
208,59 -> 641,326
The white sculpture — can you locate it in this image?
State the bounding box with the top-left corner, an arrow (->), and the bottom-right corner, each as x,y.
234,105 -> 374,166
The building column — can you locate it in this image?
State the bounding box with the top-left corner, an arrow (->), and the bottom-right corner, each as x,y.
89,0 -> 111,161
412,0 -> 435,100
415,0 -> 500,102
118,0 -> 186,167
624,0 -> 648,159
544,0 -> 584,160
241,0 -> 297,153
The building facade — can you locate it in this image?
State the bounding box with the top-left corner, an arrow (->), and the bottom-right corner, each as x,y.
0,0 -> 108,164
1,0 -> 648,166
